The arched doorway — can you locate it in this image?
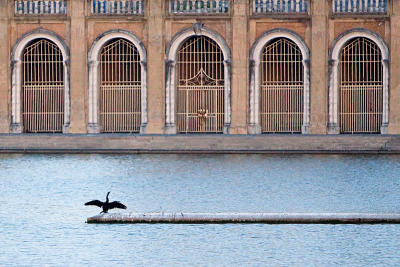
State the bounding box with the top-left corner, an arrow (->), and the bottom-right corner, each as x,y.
328,29 -> 389,134
87,30 -> 147,133
99,38 -> 142,133
338,37 -> 382,133
249,29 -> 310,134
260,38 -> 304,133
165,23 -> 231,134
176,36 -> 225,133
11,29 -> 70,133
22,39 -> 65,133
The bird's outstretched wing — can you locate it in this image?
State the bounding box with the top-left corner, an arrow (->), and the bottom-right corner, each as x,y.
109,201 -> 127,210
85,200 -> 103,207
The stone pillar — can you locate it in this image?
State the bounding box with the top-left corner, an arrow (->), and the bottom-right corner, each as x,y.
0,1 -> 9,132
69,0 -> 87,133
309,0 -> 328,134
230,0 -> 248,134
146,0 -> 164,133
388,2 -> 400,133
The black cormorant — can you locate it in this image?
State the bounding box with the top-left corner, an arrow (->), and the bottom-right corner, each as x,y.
85,192 -> 127,213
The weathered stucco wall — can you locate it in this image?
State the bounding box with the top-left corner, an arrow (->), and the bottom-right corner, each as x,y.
1,0 -> 399,139
0,1 -> 9,132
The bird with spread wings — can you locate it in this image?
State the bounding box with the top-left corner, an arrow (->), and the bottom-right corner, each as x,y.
85,192 -> 127,213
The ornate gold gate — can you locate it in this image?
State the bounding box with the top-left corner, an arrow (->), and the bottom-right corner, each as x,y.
22,39 -> 64,133
100,38 -> 141,133
339,37 -> 383,133
260,38 -> 304,133
177,36 -> 224,133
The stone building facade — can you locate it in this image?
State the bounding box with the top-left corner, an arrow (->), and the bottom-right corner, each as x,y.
0,0 -> 398,135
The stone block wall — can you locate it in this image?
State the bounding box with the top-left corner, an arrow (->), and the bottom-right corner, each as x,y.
0,0 -> 398,134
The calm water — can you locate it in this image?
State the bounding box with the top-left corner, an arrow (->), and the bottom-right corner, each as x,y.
1,154 -> 400,266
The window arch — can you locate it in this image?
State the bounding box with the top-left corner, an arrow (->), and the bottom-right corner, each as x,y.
165,23 -> 231,134
328,29 -> 389,134
11,29 -> 70,133
88,30 -> 147,133
249,29 -> 310,134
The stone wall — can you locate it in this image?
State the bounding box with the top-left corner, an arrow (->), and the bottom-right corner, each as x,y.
0,0 -> 397,135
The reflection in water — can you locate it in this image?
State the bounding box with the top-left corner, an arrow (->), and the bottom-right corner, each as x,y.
0,154 -> 400,265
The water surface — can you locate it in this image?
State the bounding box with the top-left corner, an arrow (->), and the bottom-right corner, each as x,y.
1,154 -> 399,266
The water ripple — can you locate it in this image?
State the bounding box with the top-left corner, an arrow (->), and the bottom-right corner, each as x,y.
0,154 -> 400,265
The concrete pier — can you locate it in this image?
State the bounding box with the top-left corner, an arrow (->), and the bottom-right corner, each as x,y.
2,134 -> 400,153
86,212 -> 400,224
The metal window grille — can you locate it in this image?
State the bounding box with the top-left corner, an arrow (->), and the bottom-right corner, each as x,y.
22,39 -> 64,133
332,0 -> 387,14
169,0 -> 230,14
15,0 -> 68,15
260,38 -> 304,133
177,36 -> 224,133
253,0 -> 309,14
91,0 -> 144,15
99,38 -> 141,133
339,37 -> 383,134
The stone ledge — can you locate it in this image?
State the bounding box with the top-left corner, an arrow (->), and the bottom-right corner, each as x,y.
87,212 -> 400,224
0,134 -> 399,153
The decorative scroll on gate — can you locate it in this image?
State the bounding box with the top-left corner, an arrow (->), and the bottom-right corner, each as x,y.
260,38 -> 304,133
99,38 -> 141,133
339,37 -> 383,133
177,36 -> 224,133
22,39 -> 64,133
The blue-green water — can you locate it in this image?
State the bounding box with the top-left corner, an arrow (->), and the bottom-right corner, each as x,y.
0,154 -> 400,266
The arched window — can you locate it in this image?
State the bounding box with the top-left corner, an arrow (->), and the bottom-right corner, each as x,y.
176,36 -> 224,133
328,29 -> 389,134
339,37 -> 383,133
249,29 -> 310,134
87,30 -> 147,134
22,39 -> 64,133
11,29 -> 70,134
260,38 -> 304,133
99,38 -> 142,133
